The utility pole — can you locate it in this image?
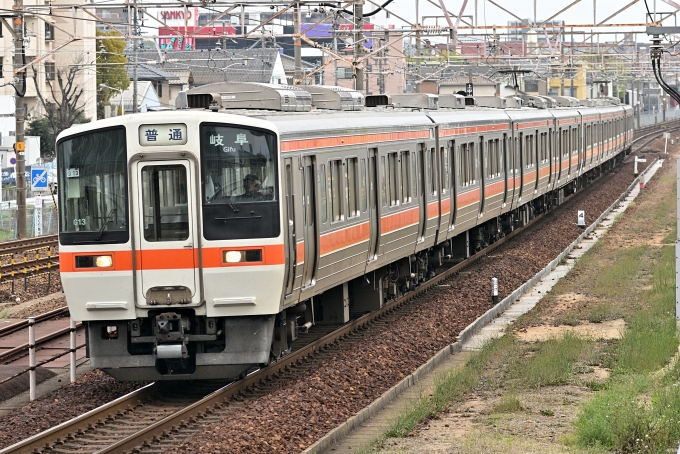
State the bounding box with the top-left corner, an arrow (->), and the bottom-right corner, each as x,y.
14,0 -> 26,238
132,1 -> 139,113
294,3 -> 301,84
354,0 -> 364,92
415,0 -> 421,92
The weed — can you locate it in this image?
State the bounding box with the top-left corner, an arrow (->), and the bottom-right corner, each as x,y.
491,394 -> 523,413
586,302 -> 613,323
540,409 -> 554,416
0,309 -> 7,319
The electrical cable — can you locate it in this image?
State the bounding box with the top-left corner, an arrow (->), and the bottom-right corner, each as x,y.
319,0 -> 393,17
651,58 -> 680,104
655,59 -> 680,103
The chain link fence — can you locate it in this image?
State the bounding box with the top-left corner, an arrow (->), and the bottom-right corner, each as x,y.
0,203 -> 58,240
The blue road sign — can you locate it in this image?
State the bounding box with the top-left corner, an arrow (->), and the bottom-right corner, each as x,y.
31,166 -> 48,191
9,157 -> 16,165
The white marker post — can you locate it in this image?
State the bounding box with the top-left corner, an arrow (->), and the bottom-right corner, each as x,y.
664,132 -> 670,155
634,156 -> 647,177
33,196 -> 42,237
70,318 -> 76,383
28,316 -> 36,401
491,277 -> 498,305
577,210 -> 585,229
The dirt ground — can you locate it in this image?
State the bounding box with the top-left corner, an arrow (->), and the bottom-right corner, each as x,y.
375,143 -> 678,454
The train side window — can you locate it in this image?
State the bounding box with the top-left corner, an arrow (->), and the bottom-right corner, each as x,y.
411,151 -> 417,197
400,151 -> 411,203
388,152 -> 399,207
360,159 -> 367,213
469,142 -> 476,185
440,147 -> 448,194
459,143 -> 467,186
347,157 -> 359,217
482,139 -> 489,179
380,155 -> 387,208
319,164 -> 327,223
330,159 -> 343,222
428,148 -> 436,195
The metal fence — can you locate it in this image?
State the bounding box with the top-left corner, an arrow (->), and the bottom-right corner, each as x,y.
0,205 -> 58,240
638,109 -> 680,127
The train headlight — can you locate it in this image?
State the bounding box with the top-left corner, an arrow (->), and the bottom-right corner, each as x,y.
223,249 -> 263,263
224,251 -> 242,263
75,255 -> 113,268
95,255 -> 113,268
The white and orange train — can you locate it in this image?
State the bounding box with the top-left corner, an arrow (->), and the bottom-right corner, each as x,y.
57,83 -> 633,380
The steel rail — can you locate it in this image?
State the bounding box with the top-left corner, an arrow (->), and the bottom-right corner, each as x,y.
0,306 -> 68,338
2,124 -> 676,454
0,234 -> 57,256
0,323 -> 83,364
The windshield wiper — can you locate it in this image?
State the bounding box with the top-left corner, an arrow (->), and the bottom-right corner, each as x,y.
94,208 -> 117,241
208,184 -> 239,213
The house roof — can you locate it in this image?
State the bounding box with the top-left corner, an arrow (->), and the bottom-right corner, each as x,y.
279,53 -> 316,73
126,63 -> 179,82
131,48 -> 287,86
439,75 -> 497,86
109,81 -> 156,112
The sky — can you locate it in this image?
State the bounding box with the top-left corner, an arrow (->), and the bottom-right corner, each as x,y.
366,0 -> 666,41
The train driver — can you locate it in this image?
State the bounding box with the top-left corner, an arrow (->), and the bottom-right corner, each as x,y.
235,174 -> 263,201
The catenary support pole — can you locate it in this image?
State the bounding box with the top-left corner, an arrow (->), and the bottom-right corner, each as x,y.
14,0 -> 26,239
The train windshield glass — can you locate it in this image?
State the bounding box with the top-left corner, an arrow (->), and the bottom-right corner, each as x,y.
57,127 -> 128,243
200,124 -> 280,240
200,124 -> 278,203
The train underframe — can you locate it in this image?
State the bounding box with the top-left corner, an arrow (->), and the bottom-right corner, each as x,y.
90,155 -> 626,381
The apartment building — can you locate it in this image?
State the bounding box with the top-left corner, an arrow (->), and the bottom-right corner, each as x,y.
0,0 -> 97,136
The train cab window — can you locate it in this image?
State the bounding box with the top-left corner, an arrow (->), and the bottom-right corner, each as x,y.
200,123 -> 279,240
347,157 -> 359,217
141,164 -> 189,242
319,164 -> 328,223
388,152 -> 399,207
360,159 -> 367,213
57,127 -> 128,244
400,151 -> 411,203
330,159 -> 343,222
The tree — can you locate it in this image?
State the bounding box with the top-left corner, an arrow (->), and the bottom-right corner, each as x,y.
97,30 -> 130,119
26,113 -> 88,158
31,59 -> 91,158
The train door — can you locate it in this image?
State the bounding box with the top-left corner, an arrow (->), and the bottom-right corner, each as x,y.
283,158 -> 297,297
134,160 -> 199,305
367,148 -> 380,261
517,132 -> 524,200
479,137 -> 486,213
502,134 -> 509,206
547,128 -> 553,186
301,156 -> 317,289
533,130 -> 539,192
418,144 -> 427,242
450,140 -> 458,226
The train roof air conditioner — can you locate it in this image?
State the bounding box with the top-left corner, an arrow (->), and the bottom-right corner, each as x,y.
438,94 -> 466,109
475,96 -> 506,108
390,93 -> 439,110
505,96 -> 523,108
520,95 -> 548,109
304,85 -> 364,111
553,96 -> 580,107
186,82 -> 312,112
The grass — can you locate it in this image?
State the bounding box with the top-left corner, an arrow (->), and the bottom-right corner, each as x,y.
508,332 -> 591,388
573,244 -> 680,453
354,162 -> 678,454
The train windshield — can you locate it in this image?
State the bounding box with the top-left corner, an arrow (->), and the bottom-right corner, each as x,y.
200,124 -> 280,240
57,127 -> 128,244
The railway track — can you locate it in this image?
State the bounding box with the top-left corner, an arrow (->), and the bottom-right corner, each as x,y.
0,124 -> 676,454
0,234 -> 57,256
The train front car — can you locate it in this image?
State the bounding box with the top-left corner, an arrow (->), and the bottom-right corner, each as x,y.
57,113 -> 285,380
